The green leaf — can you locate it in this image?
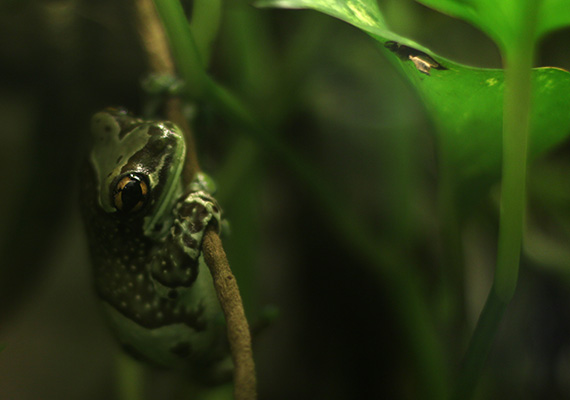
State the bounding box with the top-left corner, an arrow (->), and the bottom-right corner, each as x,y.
259,0 -> 570,208
414,0 -> 530,51
390,54 -> 570,207
257,0 -> 388,30
257,0 -> 435,53
416,0 -> 570,50
538,0 -> 570,38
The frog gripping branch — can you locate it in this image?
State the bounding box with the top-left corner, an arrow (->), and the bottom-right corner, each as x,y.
80,108 -> 231,380
80,0 -> 256,398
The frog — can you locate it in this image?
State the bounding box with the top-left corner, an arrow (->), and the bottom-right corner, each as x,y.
80,108 -> 230,382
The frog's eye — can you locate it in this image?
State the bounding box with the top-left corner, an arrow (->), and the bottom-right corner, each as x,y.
112,173 -> 149,213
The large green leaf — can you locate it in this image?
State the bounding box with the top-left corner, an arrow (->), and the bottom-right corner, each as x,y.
408,61 -> 570,206
257,0 -> 434,53
258,0 -> 388,30
258,0 -> 570,207
538,0 -> 570,38
416,0 -> 570,50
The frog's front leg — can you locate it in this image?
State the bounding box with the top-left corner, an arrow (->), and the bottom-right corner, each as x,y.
149,190 -> 222,300
113,189 -> 227,372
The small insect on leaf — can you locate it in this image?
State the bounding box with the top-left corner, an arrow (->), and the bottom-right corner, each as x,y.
384,41 -> 447,75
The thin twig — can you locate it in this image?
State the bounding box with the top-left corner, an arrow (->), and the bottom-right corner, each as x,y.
133,1 -> 257,398
202,226 -> 257,400
134,0 -> 199,179
134,0 -> 174,75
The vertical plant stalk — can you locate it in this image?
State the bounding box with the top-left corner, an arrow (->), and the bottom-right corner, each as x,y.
116,352 -> 145,400
151,0 -> 208,98
134,0 -> 175,75
189,0 -> 222,65
134,0 -> 199,180
135,1 -> 257,399
494,45 -> 535,304
454,3 -> 538,399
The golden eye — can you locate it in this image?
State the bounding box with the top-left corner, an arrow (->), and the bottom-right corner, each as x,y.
113,173 -> 149,213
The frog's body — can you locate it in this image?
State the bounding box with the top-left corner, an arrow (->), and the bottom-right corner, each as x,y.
80,108 -> 228,378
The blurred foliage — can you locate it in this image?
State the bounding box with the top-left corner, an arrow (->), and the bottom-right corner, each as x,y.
2,1 -> 570,399
416,0 -> 570,51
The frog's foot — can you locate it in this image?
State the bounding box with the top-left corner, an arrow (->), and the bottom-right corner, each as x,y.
172,190 -> 222,259
150,190 -> 222,292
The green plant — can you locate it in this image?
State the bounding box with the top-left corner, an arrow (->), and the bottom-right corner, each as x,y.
153,0 -> 570,398
251,1 -> 570,398
155,0 -> 570,398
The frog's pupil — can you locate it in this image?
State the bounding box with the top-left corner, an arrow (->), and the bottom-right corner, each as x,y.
121,180 -> 143,211
113,173 -> 149,213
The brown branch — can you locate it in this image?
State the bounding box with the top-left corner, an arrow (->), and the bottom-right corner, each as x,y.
202,226 -> 257,400
133,1 -> 257,399
134,0 -> 199,182
134,0 -> 174,75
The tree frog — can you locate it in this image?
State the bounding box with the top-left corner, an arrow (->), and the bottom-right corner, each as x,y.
80,108 -> 229,381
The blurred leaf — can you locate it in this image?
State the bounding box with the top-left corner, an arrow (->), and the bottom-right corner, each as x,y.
537,0 -> 570,37
525,161 -> 570,282
416,0 -> 570,50
257,0 -> 388,30
256,0 -> 432,52
259,0 -> 570,209
391,59 -> 570,208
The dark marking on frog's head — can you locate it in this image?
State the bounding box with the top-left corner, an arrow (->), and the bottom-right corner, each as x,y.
88,108 -> 186,232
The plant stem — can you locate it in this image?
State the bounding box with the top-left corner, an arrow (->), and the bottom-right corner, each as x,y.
134,0 -> 175,75
454,3 -> 538,398
190,0 -> 222,66
203,228 -> 257,400
152,0 -> 206,97
453,288 -> 507,399
494,45 -> 535,304
116,352 -> 145,400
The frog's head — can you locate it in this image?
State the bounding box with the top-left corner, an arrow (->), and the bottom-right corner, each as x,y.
89,108 -> 186,234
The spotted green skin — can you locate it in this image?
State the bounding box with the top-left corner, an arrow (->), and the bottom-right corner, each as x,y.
80,108 -> 229,378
